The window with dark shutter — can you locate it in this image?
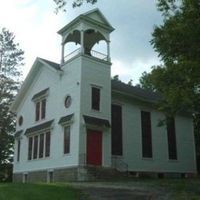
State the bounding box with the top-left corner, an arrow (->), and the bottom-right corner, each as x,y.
64,126 -> 70,154
35,102 -> 40,121
111,104 -> 123,155
141,111 -> 152,158
45,132 -> 50,157
28,137 -> 33,160
41,99 -> 46,119
167,117 -> 177,160
33,135 -> 38,159
17,140 -> 21,162
91,87 -> 100,111
27,132 -> 51,160
35,99 -> 46,122
39,133 -> 44,158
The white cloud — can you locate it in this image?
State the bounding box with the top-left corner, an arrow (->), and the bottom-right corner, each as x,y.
112,58 -> 160,84
0,1 -> 162,83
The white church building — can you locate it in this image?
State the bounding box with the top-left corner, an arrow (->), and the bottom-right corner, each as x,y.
11,9 -> 197,182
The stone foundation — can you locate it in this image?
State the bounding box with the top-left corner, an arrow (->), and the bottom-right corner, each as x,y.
128,171 -> 197,179
54,167 -> 78,182
13,166 -> 121,183
13,167 -> 78,183
13,173 -> 23,183
13,167 -> 197,183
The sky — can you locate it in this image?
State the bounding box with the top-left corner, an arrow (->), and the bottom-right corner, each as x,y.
0,0 -> 163,84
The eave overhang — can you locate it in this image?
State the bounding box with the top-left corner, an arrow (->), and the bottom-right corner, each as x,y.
24,120 -> 54,136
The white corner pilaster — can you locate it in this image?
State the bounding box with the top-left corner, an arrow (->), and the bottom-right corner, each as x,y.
61,43 -> 65,65
107,40 -> 110,62
80,30 -> 84,54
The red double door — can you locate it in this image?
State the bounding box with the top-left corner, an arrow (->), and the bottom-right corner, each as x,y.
86,130 -> 102,166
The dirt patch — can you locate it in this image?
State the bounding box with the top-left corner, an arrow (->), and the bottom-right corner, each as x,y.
81,187 -> 152,200
70,182 -> 170,200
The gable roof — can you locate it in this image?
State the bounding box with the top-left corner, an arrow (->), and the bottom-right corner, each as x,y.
112,80 -> 161,104
39,58 -> 61,71
58,8 -> 114,35
10,58 -> 62,113
82,8 -> 113,29
10,55 -> 162,113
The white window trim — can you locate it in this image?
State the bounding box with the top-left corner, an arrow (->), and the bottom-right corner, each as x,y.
63,125 -> 71,155
91,85 -> 101,112
28,131 -> 51,161
35,98 -> 47,123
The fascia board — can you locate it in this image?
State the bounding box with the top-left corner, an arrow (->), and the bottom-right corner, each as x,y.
38,58 -> 62,73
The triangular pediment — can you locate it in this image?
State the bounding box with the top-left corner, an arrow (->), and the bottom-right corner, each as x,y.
58,8 -> 114,36
83,8 -> 113,28
10,58 -> 61,113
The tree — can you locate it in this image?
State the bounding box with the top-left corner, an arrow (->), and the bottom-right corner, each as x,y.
53,0 -> 97,13
139,0 -> 200,171
127,79 -> 133,86
112,75 -> 120,81
141,0 -> 200,114
0,28 -> 24,181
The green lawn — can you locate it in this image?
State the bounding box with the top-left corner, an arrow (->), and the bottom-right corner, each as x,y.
1,179 -> 200,200
0,183 -> 83,200
158,179 -> 200,200
104,178 -> 200,199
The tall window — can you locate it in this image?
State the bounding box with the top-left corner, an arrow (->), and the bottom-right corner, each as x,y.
28,132 -> 50,160
45,132 -> 50,157
167,117 -> 177,160
35,102 -> 40,121
91,87 -> 100,111
17,140 -> 21,162
39,134 -> 44,158
111,104 -> 123,156
64,126 -> 70,154
35,99 -> 46,121
33,135 -> 38,159
41,99 -> 46,119
28,137 -> 33,160
141,111 -> 152,158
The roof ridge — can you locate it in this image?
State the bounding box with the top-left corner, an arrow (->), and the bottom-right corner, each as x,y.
38,57 -> 61,71
111,79 -> 161,103
39,57 -> 59,65
111,79 -> 156,93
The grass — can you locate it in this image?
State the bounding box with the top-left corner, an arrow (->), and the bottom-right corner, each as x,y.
75,177 -> 200,199
158,179 -> 200,200
1,179 -> 200,200
111,178 -> 200,199
136,178 -> 200,199
0,183 -> 84,200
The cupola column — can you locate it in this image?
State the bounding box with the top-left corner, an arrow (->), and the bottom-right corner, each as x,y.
107,40 -> 110,62
61,43 -> 65,65
80,30 -> 85,54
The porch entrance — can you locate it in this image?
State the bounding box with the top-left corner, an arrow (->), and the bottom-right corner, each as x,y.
87,130 -> 102,166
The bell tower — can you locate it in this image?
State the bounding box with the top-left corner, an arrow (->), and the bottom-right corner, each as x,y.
58,8 -> 114,64
58,9 -> 114,168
